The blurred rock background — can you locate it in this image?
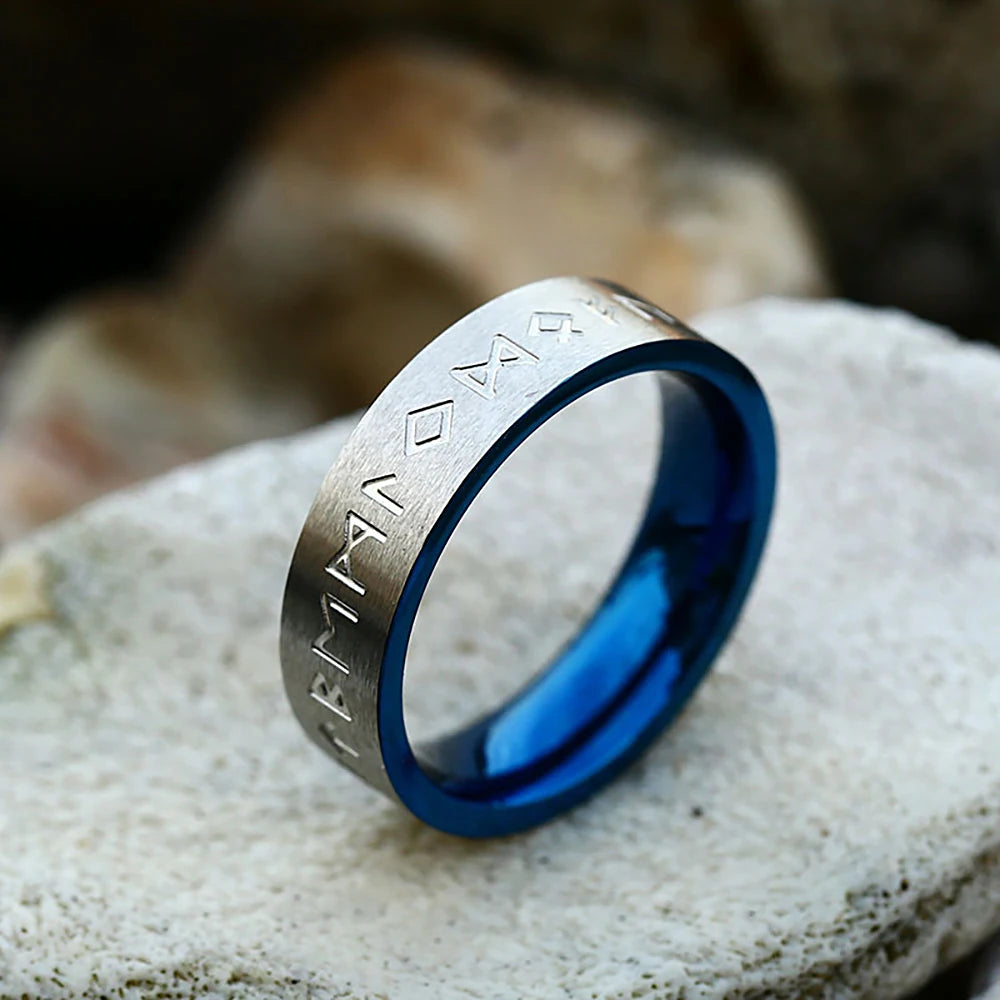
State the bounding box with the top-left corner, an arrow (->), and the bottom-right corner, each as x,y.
0,22 -> 827,539
5,2 -> 1000,336
4,0 -> 1000,539
0,4 -> 998,993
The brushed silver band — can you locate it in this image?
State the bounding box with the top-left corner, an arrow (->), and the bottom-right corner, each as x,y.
279,276 -> 775,835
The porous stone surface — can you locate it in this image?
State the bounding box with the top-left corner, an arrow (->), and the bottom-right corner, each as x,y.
1,299 -> 999,999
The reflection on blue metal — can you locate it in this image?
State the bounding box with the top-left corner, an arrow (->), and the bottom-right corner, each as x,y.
380,338 -> 776,836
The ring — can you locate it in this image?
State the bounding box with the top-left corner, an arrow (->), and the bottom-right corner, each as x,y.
280,277 -> 776,837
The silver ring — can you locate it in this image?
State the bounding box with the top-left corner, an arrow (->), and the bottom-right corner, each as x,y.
280,276 -> 776,836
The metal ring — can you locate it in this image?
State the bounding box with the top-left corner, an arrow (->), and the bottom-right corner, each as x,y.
280,277 -> 776,836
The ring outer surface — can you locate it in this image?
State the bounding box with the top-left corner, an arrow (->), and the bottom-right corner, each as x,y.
280,276 -> 776,836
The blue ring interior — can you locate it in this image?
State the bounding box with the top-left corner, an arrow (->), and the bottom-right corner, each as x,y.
380,339 -> 775,836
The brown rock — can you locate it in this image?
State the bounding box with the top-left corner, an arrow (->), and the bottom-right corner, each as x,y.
178,44 -> 825,407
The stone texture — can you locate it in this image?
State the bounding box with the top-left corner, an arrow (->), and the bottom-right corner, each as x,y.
0,545 -> 52,637
1,299 -> 999,999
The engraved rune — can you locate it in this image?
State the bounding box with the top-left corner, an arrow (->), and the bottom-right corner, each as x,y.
326,510 -> 386,595
526,311 -> 583,343
450,334 -> 538,400
318,721 -> 359,759
311,627 -> 349,674
323,591 -> 358,625
361,474 -> 404,516
309,671 -> 352,721
404,400 -> 454,455
579,295 -> 619,325
611,291 -> 680,328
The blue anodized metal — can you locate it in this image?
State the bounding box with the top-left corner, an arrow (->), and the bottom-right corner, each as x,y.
281,277 -> 776,837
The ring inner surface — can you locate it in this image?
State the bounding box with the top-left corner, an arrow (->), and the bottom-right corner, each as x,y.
413,369 -> 755,805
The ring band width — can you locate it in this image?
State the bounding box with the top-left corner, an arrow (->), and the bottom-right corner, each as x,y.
280,276 -> 776,836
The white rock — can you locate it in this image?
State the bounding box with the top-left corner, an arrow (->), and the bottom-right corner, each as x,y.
1,299 -> 999,1000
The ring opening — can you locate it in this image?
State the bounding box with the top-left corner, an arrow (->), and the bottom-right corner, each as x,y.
403,364 -> 756,806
